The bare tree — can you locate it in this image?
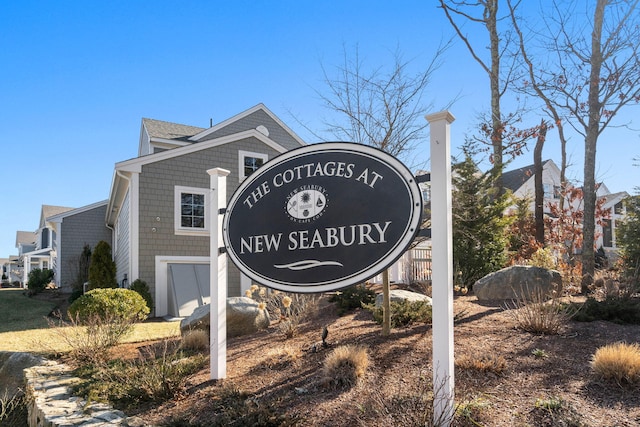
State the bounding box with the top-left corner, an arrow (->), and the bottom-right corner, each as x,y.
508,0 -> 571,213
318,44 -> 449,335
319,45 -> 449,162
439,0 -> 528,188
513,0 -> 640,291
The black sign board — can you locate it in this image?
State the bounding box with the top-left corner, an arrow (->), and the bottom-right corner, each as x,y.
223,142 -> 422,293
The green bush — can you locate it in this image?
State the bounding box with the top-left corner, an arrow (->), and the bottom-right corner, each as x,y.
88,240 -> 117,289
366,300 -> 432,328
68,288 -> 150,323
617,195 -> 640,283
64,289 -> 150,361
27,268 -> 54,294
329,284 -> 376,315
130,279 -> 154,312
572,296 -> 640,324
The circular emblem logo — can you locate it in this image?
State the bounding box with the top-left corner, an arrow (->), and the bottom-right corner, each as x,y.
286,185 -> 328,223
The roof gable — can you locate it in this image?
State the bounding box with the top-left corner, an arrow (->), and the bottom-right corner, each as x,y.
190,103 -> 305,150
501,160 -> 558,193
47,200 -> 108,223
40,205 -> 74,228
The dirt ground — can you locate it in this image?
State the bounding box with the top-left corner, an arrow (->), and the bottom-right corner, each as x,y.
96,290 -> 640,427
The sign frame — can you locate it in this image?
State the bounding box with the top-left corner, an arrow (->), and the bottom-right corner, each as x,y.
222,142 -> 423,293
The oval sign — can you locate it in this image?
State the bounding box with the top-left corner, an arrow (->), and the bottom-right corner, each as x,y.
223,142 -> 423,293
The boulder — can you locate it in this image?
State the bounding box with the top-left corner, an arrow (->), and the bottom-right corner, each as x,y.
180,297 -> 270,338
473,265 -> 562,301
375,289 -> 432,307
0,351 -> 44,397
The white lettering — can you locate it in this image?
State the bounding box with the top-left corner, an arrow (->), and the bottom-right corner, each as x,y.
356,168 -> 384,188
242,181 -> 270,208
239,233 -> 282,254
244,222 -> 393,254
373,221 -> 391,243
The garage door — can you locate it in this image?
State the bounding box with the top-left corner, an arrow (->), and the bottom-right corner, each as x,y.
167,263 -> 210,317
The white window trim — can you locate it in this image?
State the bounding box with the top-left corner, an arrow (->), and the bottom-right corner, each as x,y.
174,185 -> 209,236
238,150 -> 268,182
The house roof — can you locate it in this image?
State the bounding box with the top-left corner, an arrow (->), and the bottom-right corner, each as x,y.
501,160 -> 553,193
15,231 -> 35,247
42,205 -> 75,220
40,205 -> 75,228
107,105 -> 304,226
142,118 -> 206,142
47,200 -> 108,223
601,191 -> 629,206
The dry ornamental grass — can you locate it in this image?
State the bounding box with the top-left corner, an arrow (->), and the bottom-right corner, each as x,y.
591,342 -> 640,385
321,344 -> 369,389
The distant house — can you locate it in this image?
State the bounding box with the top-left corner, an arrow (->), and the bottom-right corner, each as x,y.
502,159 -> 629,257
106,104 -> 306,318
16,205 -> 74,286
46,200 -> 112,292
5,256 -> 22,285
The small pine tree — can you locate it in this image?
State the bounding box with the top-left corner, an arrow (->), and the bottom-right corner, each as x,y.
452,152 -> 513,288
617,195 -> 640,284
69,244 -> 92,299
88,240 -> 117,290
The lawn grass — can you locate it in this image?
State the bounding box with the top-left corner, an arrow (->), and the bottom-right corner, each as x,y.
0,288 -> 181,353
0,321 -> 181,353
0,288 -> 56,332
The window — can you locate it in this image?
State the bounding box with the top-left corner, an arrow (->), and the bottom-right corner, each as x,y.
174,186 -> 209,235
614,201 -> 624,215
239,150 -> 268,181
543,183 -> 561,199
602,219 -> 613,247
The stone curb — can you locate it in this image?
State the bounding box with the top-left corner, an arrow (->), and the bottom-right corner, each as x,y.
24,359 -> 147,427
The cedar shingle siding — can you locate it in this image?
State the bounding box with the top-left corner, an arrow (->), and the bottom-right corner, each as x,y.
58,204 -> 112,291
137,136 -> 283,299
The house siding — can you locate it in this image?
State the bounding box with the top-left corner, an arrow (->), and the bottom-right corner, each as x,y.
115,191 -> 131,285
200,110 -> 302,151
137,136 -> 283,303
58,204 -> 112,292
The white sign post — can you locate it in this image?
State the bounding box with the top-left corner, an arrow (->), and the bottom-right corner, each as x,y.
426,111 -> 455,424
208,167 -> 230,380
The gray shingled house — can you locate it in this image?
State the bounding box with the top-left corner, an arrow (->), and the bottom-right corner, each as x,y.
47,200 -> 112,292
106,104 -> 306,318
502,159 -> 629,258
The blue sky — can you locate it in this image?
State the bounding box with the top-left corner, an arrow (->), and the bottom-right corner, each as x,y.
1,1 -> 638,258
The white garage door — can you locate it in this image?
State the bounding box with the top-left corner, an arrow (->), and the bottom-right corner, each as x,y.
167,263 -> 210,317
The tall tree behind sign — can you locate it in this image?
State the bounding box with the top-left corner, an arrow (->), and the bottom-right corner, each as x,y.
509,0 -> 640,292
316,45 -> 449,335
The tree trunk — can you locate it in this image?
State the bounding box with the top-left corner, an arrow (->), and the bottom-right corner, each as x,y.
487,0 -> 504,189
581,0 -> 606,294
533,120 -> 547,246
382,269 -> 391,336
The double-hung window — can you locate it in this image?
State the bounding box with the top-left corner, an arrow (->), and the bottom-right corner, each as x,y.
239,150 -> 268,181
174,186 -> 209,235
